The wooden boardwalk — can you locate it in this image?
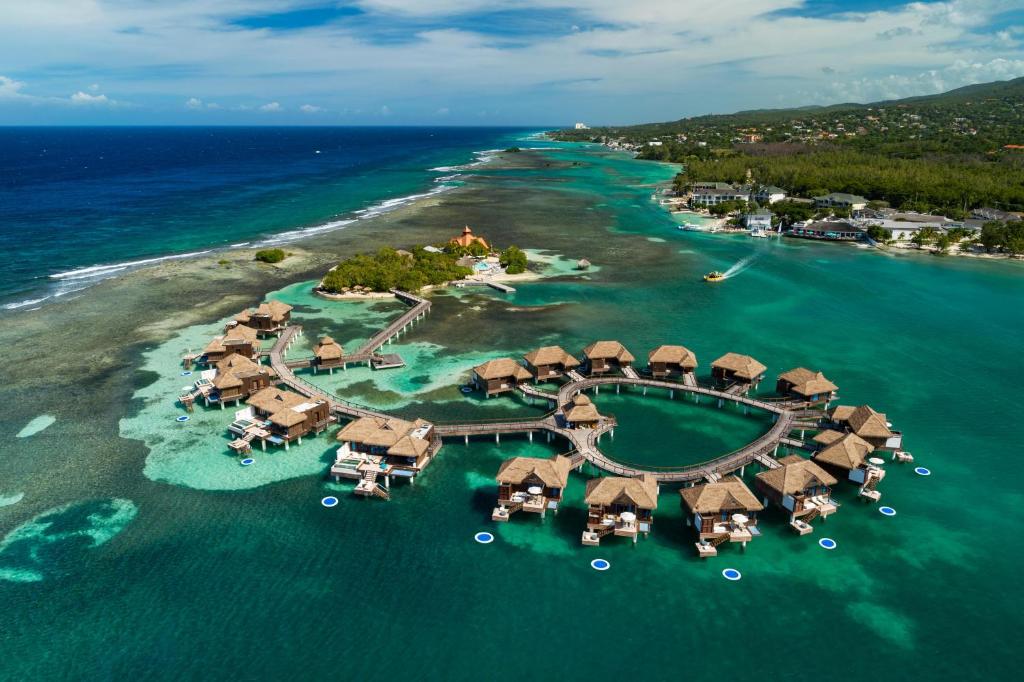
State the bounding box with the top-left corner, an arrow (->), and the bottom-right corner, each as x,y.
261,289 -> 809,484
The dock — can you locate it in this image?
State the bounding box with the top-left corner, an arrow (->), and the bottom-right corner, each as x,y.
454,280 -> 516,293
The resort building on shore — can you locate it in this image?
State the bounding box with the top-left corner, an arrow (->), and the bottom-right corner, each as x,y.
450,225 -> 490,250
562,393 -> 604,429
581,475 -> 659,545
582,340 -> 635,375
202,324 -> 260,366
812,430 -> 886,501
776,367 -> 838,406
492,455 -> 572,521
648,344 -> 697,379
829,404 -> 902,451
755,455 -> 839,534
813,192 -> 867,210
472,358 -> 533,397
213,355 -> 275,407
332,416 -> 439,495
788,220 -> 865,241
313,336 -> 345,374
711,352 -> 766,392
234,300 -> 293,336
245,387 -> 332,450
680,477 -> 764,558
523,346 -> 580,382
743,209 -> 774,235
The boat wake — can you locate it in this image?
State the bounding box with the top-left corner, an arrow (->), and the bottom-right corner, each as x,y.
720,254 -> 759,280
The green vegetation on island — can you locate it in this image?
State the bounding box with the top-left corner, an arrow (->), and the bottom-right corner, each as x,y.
320,247 -> 472,293
254,248 -> 287,264
500,245 -> 528,274
552,77 -> 1024,215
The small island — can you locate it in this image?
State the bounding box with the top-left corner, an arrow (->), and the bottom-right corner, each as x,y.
315,225 -> 532,298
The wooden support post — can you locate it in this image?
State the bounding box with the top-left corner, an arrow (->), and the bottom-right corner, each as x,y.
464,435 -> 468,445
670,389 -> 674,400
495,433 -> 500,444
616,384 -> 620,394
528,431 -> 533,442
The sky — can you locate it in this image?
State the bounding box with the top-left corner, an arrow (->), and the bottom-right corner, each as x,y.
0,0 -> 1022,126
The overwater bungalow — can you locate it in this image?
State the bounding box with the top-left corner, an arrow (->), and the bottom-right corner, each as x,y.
313,336 -> 345,374
581,475 -> 658,545
648,344 -> 698,379
472,358 -> 532,396
202,324 -> 260,366
492,455 -> 572,521
680,477 -> 764,557
710,352 -> 766,392
829,404 -> 903,451
244,386 -> 332,450
332,416 -> 439,496
522,346 -> 580,382
776,367 -> 838,406
755,455 -> 839,534
562,393 -> 603,429
812,430 -> 886,501
582,340 -> 635,375
212,355 -> 276,408
234,300 -> 293,336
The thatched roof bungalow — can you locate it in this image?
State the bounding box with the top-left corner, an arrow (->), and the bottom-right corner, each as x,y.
813,431 -> 886,497
203,324 -> 260,365
755,455 -> 838,532
711,352 -> 766,390
680,477 -> 764,555
562,393 -> 603,429
212,355 -> 275,406
776,367 -> 838,405
582,340 -> 635,375
648,345 -> 697,378
235,300 -> 293,334
523,345 -> 580,381
472,358 -> 532,396
245,386 -> 331,448
335,416 -> 438,481
313,336 -> 345,372
830,404 -> 902,450
492,455 -> 572,521
582,475 -> 658,545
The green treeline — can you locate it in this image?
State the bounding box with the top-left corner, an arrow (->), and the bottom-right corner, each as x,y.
674,151 -> 1024,213
320,247 -> 472,293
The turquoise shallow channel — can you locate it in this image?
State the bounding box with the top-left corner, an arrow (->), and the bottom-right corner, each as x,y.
1,139 -> 1022,681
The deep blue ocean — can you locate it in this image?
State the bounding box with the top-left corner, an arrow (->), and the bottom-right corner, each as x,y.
0,127 -> 535,308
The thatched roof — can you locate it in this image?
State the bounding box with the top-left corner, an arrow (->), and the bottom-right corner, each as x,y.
846,405 -> 893,439
711,352 -> 767,380
680,476 -> 763,514
564,393 -> 602,423
813,433 -> 874,470
336,416 -> 433,457
269,408 -> 307,428
584,475 -> 659,509
756,455 -> 837,495
778,367 -> 838,397
236,301 -> 292,324
214,355 -> 273,389
523,346 -> 580,368
247,387 -> 306,413
473,358 -> 532,381
812,429 -> 846,446
583,340 -> 635,363
496,455 -> 571,488
204,325 -> 260,354
213,371 -> 243,389
314,335 -> 344,361
648,345 -> 697,369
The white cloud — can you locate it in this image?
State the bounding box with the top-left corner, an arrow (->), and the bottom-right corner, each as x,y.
0,75 -> 31,100
435,106 -> 449,115
299,103 -> 323,113
259,101 -> 282,112
185,96 -> 203,109
69,90 -> 113,106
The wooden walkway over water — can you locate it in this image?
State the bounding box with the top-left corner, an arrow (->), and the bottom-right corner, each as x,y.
262,288 -> 815,483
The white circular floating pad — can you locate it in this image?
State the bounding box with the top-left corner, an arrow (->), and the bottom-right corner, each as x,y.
321,496 -> 339,508
819,537 -> 837,550
181,371 -> 192,376
879,506 -> 897,516
914,467 -> 931,476
474,532 -> 494,544
240,458 -> 254,466
722,568 -> 742,581
590,558 -> 611,571
175,416 -> 190,423
460,386 -> 473,394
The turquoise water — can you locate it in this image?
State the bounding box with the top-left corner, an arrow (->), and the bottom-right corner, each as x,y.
0,141 -> 1021,680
